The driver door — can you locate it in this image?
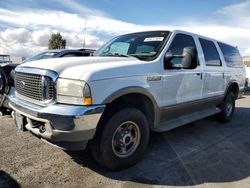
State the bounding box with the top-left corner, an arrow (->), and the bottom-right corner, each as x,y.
161,33 -> 204,121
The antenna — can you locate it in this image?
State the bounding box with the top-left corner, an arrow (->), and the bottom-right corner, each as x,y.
83,19 -> 87,48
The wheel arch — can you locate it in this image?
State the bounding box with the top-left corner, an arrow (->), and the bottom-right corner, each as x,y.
225,81 -> 240,99
101,86 -> 160,130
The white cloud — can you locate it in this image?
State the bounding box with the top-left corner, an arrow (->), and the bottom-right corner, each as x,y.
216,0 -> 250,29
0,0 -> 250,56
0,28 -> 104,57
52,0 -> 108,17
1,28 -> 31,43
62,32 -> 104,48
31,29 -> 53,46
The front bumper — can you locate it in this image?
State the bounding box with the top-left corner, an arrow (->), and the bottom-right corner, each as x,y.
9,95 -> 105,150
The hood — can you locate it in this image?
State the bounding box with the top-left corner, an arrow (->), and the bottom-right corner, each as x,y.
19,56 -> 148,80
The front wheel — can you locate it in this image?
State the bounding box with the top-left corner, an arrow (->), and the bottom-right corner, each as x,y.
90,108 -> 150,170
216,92 -> 235,122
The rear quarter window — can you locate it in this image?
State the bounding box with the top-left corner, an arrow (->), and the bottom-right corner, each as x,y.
199,38 -> 221,66
218,42 -> 243,68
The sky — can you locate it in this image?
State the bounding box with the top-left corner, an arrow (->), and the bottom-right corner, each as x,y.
0,0 -> 250,57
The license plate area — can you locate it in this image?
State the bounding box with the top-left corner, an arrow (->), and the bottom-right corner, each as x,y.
14,112 -> 26,131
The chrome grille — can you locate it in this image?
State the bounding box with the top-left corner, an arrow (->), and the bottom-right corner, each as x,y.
15,72 -> 55,102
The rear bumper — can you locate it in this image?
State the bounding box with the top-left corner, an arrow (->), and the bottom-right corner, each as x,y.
9,95 -> 105,150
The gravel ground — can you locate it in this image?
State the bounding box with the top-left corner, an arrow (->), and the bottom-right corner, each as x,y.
0,93 -> 250,188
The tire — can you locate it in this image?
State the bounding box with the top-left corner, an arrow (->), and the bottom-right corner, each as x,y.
245,78 -> 249,89
0,106 -> 9,115
90,108 -> 150,170
216,92 -> 235,122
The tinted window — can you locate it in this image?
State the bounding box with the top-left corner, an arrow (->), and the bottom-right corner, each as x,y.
61,52 -> 84,57
165,33 -> 197,69
22,52 -> 56,63
218,42 -> 243,67
199,38 -> 221,66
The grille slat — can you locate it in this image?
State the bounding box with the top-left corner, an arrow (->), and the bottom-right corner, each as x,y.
15,72 -> 55,102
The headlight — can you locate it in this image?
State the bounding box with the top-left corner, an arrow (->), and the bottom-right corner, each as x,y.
57,78 -> 92,105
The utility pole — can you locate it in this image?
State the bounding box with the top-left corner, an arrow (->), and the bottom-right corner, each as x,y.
83,19 -> 87,49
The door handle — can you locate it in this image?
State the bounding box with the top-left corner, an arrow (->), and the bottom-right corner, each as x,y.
196,73 -> 202,80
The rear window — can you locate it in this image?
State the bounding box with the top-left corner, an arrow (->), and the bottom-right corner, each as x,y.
218,42 -> 243,68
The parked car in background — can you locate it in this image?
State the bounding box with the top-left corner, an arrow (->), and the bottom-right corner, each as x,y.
245,66 -> 250,89
0,55 -> 15,114
22,49 -> 95,63
9,30 -> 245,170
0,49 -> 95,114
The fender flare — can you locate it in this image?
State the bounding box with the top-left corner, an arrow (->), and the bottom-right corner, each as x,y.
224,80 -> 239,99
103,86 -> 161,127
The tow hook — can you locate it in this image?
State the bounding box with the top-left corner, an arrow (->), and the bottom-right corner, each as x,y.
39,126 -> 46,133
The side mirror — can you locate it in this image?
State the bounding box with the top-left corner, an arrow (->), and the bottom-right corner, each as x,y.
182,47 -> 197,69
164,52 -> 182,69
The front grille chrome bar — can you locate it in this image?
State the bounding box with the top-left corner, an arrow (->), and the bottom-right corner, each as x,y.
14,66 -> 58,106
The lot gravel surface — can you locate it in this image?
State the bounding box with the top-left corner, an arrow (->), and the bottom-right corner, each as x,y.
0,92 -> 250,188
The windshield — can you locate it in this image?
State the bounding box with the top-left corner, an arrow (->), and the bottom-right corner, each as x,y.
94,31 -> 170,61
22,51 -> 57,63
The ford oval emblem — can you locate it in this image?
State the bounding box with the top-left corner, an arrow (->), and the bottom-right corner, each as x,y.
19,81 -> 26,89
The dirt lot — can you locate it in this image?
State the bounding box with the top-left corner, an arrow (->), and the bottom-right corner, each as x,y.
0,93 -> 250,188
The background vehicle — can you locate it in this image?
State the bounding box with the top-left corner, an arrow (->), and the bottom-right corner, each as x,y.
0,49 -> 95,114
22,49 -> 95,63
245,66 -> 250,89
0,55 -> 15,114
9,30 -> 245,170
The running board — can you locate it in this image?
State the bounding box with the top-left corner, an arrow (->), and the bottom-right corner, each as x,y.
154,107 -> 221,132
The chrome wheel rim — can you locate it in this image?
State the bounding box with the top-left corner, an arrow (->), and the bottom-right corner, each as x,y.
226,102 -> 233,117
112,121 -> 141,158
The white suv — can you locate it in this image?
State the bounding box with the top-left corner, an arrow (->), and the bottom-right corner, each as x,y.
9,30 -> 246,170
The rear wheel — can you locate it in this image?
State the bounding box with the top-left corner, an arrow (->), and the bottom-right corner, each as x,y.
216,92 -> 235,122
245,78 -> 249,89
90,108 -> 150,170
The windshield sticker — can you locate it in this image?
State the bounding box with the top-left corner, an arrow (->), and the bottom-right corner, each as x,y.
144,37 -> 164,42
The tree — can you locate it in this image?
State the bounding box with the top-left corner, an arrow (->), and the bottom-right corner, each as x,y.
48,33 -> 66,50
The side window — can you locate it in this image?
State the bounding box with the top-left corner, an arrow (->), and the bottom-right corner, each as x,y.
199,38 -> 221,66
218,42 -> 243,68
165,33 -> 197,69
61,52 -> 83,57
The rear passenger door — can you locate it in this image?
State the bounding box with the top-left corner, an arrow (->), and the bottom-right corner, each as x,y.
199,38 -> 225,98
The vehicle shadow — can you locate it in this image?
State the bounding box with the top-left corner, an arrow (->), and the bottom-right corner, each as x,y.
0,171 -> 20,188
66,107 -> 250,186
